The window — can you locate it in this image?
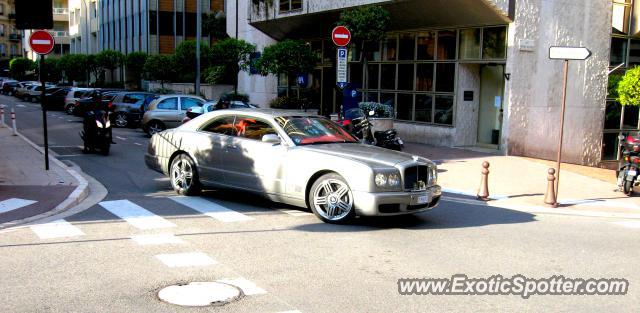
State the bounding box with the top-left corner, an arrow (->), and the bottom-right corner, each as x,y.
610,37 -> 627,66
398,34 -> 415,61
157,97 -> 178,110
396,94 -> 413,121
434,95 -> 454,125
416,32 -> 435,60
123,93 -> 146,104
280,0 -> 302,13
234,117 -> 276,141
437,30 -> 456,60
482,27 -> 507,59
435,63 -> 455,92
380,64 -> 396,90
459,28 -> 480,59
397,64 -> 414,91
416,64 -> 434,91
415,94 -> 433,123
159,11 -> 173,36
612,2 -> 631,35
367,64 -> 379,90
0,4 -> 4,15
383,36 -> 397,61
181,97 -> 204,110
202,116 -> 236,136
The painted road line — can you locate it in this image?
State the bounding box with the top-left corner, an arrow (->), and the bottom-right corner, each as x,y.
277,311 -> 303,313
131,233 -> 185,245
171,196 -> 253,222
115,136 -> 127,141
134,142 -> 143,146
217,278 -> 267,295
155,252 -> 217,267
30,219 -> 84,239
16,104 -> 26,107
612,221 -> 640,229
99,199 -> 177,230
0,198 -> 37,214
278,209 -> 313,217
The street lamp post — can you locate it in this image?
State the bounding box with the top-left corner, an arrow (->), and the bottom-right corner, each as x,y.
195,0 -> 201,96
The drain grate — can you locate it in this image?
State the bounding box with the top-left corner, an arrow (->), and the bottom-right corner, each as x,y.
158,282 -> 243,307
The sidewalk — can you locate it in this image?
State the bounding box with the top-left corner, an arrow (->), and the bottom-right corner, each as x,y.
405,143 -> 640,219
0,126 -> 88,228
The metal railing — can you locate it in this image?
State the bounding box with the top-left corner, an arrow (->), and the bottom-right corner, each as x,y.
50,31 -> 69,37
53,8 -> 69,14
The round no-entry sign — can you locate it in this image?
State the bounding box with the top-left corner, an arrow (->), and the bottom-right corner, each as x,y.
332,26 -> 351,47
29,30 -> 55,55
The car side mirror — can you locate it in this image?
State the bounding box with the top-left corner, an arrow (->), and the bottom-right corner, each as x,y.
262,134 -> 281,145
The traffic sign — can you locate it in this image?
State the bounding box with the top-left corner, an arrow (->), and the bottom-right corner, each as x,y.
336,47 -> 348,89
332,26 -> 351,47
29,30 -> 55,55
549,46 -> 591,60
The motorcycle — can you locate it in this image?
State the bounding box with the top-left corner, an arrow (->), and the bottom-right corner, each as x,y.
340,108 -> 404,151
80,108 -> 112,156
617,132 -> 640,195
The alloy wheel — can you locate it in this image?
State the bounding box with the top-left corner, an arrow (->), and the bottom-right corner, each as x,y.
114,113 -> 128,127
312,178 -> 353,221
148,122 -> 164,135
171,159 -> 193,191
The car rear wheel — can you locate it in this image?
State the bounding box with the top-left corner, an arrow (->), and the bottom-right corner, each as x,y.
170,154 -> 201,196
309,173 -> 355,223
114,112 -> 128,128
147,120 -> 165,135
65,104 -> 74,115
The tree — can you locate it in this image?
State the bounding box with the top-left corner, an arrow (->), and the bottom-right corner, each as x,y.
144,54 -> 177,89
618,67 -> 640,106
35,57 -> 62,83
338,6 -> 390,94
9,57 -> 34,81
58,54 -> 88,84
255,40 -> 318,98
210,38 -> 256,93
125,52 -> 148,90
203,11 -> 228,39
96,50 -> 124,84
174,40 -> 211,83
86,54 -> 104,86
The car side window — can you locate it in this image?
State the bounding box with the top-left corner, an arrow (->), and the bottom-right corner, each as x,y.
201,116 -> 236,136
157,97 -> 178,110
123,94 -> 146,103
73,91 -> 85,97
181,97 -> 204,110
234,117 -> 277,141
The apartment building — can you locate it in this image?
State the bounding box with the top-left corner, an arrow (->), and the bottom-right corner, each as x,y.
229,0 -> 622,167
0,0 -> 21,60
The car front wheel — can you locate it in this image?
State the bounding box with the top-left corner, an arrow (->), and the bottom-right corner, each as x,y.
309,173 -> 355,223
147,120 -> 165,135
170,154 -> 201,196
114,112 -> 128,128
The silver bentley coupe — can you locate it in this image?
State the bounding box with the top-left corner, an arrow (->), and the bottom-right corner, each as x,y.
145,109 -> 442,223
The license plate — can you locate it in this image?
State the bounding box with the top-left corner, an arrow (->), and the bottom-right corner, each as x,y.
417,195 -> 428,204
628,170 -> 637,177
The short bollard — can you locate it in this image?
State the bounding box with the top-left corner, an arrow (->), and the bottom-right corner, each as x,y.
11,107 -> 17,136
477,161 -> 490,201
0,104 -> 4,127
544,168 -> 558,207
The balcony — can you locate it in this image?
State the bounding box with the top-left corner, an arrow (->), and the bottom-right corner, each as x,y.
53,8 -> 69,22
9,33 -> 21,41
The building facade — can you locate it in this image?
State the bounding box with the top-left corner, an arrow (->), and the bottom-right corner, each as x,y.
0,0 -> 21,61
230,0 -> 617,167
23,0 -> 70,60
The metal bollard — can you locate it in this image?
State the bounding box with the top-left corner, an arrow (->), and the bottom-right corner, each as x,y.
544,168 -> 558,207
11,107 -> 17,136
477,161 -> 490,201
0,104 -> 4,127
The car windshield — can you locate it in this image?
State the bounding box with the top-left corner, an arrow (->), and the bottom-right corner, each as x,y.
275,116 -> 358,145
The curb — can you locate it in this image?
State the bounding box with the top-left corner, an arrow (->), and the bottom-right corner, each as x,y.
0,126 -> 89,229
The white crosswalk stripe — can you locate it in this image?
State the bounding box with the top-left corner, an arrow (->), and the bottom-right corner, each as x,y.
99,199 -> 177,230
0,198 -> 37,214
216,277 -> 267,295
30,219 -> 84,239
170,196 -> 253,222
155,252 -> 217,267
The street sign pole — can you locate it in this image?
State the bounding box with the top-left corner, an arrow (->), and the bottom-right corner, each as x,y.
336,47 -> 348,90
30,30 -> 55,171
40,54 -> 49,170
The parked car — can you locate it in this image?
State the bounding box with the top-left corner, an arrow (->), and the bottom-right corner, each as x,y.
25,85 -> 60,103
64,88 -> 93,115
145,109 -> 442,223
108,91 -> 154,127
141,94 -> 206,135
182,100 -> 259,124
43,87 -> 72,110
0,80 -> 18,95
72,90 -> 119,117
14,83 -> 37,99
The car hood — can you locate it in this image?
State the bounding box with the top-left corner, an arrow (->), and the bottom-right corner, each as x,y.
300,143 -> 427,167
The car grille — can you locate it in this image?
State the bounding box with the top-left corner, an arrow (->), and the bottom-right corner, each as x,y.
404,165 -> 430,191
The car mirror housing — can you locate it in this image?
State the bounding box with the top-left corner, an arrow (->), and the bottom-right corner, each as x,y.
262,134 -> 281,145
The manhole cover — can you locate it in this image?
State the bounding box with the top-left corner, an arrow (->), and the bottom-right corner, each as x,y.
158,282 -> 242,307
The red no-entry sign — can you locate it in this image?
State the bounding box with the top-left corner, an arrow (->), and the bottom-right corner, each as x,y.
29,30 -> 55,55
332,26 -> 351,47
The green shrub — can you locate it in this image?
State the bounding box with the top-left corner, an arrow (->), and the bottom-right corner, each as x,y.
269,96 -> 309,109
618,66 -> 640,106
220,91 -> 250,103
358,102 -> 393,118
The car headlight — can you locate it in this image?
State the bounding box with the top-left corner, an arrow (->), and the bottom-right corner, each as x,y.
375,173 -> 387,187
388,173 -> 400,187
374,171 -> 402,189
429,166 -> 438,185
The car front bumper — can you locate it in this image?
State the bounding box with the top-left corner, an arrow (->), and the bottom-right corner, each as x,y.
352,185 -> 442,216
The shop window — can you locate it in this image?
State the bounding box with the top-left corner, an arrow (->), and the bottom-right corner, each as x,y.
367,64 -> 379,90
364,92 -> 378,102
396,94 -> 413,121
434,95 -> 454,125
383,36 -> 397,61
350,63 -> 363,87
417,32 -> 435,60
435,63 -> 455,92
415,94 -> 433,123
604,101 -> 622,129
482,27 -> 507,59
623,105 -> 639,129
610,37 -> 628,66
612,3 -> 630,35
628,39 -> 640,66
280,0 -> 302,13
398,33 -> 415,61
437,30 -> 456,60
380,64 -> 396,90
459,28 -> 480,60
397,64 -> 414,91
416,63 -> 434,91
364,41 -> 381,61
322,39 -> 333,64
602,133 -> 621,160
380,93 -> 395,109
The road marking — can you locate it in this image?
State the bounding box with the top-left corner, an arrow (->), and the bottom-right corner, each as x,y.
134,142 -> 143,146
155,252 -> 217,267
30,219 -> 84,239
99,199 -> 177,230
611,221 -> 640,229
131,233 -> 184,245
116,136 -> 127,141
0,198 -> 37,214
278,208 -> 313,217
216,278 -> 267,295
277,311 -> 303,313
16,104 -> 25,107
171,196 -> 254,222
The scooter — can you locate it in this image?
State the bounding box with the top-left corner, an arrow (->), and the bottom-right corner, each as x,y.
617,133 -> 640,195
80,109 -> 112,156
340,108 -> 404,151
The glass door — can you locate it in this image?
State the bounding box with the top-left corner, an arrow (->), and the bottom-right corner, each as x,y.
477,64 -> 505,146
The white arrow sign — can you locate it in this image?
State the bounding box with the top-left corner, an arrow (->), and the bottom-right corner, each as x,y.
549,46 -> 591,60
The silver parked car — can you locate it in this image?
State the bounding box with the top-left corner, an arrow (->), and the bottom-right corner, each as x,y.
145,109 -> 442,223
141,94 -> 206,135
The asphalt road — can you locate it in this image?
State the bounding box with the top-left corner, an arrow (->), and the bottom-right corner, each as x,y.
1,94 -> 639,312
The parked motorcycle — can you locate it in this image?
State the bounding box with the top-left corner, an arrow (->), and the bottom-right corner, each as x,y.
80,108 -> 112,156
340,108 -> 404,151
617,132 -> 640,195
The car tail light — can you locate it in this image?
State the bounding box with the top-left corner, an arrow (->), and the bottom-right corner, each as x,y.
626,156 -> 631,162
108,102 -> 113,109
634,158 -> 640,165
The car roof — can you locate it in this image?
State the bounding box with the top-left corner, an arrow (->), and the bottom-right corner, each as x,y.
181,108 -> 321,131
